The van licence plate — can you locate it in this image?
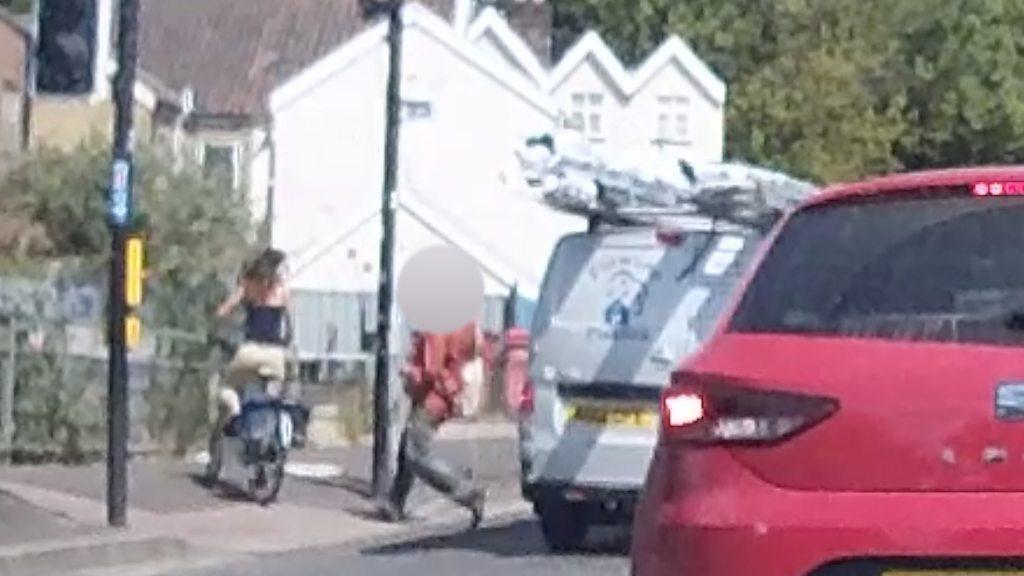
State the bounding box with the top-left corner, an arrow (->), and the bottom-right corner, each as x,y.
565,404 -> 658,429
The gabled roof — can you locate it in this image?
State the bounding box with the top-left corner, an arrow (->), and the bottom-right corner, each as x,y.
400,193 -> 525,295
284,194 -> 528,296
270,1 -> 557,119
139,0 -> 455,120
497,0 -> 552,66
546,31 -> 727,106
467,6 -> 547,87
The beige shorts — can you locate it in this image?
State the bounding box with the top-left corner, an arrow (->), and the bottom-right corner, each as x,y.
219,342 -> 287,417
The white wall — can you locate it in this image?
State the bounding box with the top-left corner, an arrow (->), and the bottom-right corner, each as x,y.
625,60 -> 725,164
549,56 -> 627,157
271,13 -> 579,299
472,29 -> 536,87
288,206 -> 518,297
549,46 -> 725,164
273,42 -> 389,272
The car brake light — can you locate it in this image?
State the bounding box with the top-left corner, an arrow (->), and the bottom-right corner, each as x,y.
973,181 -> 1024,196
664,392 -> 704,427
661,370 -> 838,445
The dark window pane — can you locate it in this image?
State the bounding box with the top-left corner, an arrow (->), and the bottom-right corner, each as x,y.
729,189 -> 1024,345
203,146 -> 235,186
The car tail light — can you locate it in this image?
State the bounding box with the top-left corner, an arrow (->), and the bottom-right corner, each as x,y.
519,378 -> 535,416
661,371 -> 838,445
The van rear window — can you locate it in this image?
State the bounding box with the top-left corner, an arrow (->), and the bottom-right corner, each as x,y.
728,189 -> 1024,345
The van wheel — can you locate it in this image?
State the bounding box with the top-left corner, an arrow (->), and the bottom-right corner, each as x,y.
538,501 -> 588,552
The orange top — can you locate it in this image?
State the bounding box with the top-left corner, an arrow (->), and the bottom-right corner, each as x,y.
404,323 -> 482,423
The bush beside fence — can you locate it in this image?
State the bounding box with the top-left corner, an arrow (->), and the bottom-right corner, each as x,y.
0,322 -> 218,464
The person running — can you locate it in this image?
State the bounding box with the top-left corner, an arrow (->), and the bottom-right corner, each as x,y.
380,322 -> 487,528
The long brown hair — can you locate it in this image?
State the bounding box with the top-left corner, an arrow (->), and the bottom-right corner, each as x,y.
241,248 -> 286,298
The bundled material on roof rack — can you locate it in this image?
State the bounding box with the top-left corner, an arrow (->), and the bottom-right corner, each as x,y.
514,131 -> 818,231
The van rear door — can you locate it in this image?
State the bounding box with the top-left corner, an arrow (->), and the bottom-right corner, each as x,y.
530,227 -> 763,390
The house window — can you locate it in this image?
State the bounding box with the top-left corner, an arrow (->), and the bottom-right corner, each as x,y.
201,143 -> 241,189
565,91 -> 605,142
655,95 -> 690,144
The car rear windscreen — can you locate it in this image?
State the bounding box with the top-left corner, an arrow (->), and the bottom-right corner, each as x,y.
728,187 -> 1024,345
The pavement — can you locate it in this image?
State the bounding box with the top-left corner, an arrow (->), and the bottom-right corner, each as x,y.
0,420 -> 529,576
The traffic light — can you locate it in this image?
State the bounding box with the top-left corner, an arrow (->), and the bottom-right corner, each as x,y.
36,0 -> 98,95
125,314 -> 141,350
125,235 -> 144,308
124,235 -> 144,350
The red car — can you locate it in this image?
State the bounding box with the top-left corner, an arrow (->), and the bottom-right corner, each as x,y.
631,167 -> 1024,576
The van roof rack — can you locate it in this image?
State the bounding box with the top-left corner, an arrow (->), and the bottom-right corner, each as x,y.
516,133 -> 818,233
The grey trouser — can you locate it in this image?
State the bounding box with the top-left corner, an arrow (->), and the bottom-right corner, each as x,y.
389,406 -> 479,511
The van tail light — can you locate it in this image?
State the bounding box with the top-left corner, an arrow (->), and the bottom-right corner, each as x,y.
518,378 -> 536,417
661,371 -> 838,446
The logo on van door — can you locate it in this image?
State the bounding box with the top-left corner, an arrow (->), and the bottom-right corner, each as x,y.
604,270 -> 647,328
585,268 -> 653,341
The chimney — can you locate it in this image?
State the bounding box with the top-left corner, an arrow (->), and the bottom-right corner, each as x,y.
453,0 -> 474,37
502,0 -> 552,64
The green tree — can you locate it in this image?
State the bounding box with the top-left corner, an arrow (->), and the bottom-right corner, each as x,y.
553,0 -> 905,182
0,135 -> 253,332
552,0 -> 1024,182
551,0 -> 675,65
714,0 -> 906,182
0,136 -> 254,458
892,0 -> 1024,170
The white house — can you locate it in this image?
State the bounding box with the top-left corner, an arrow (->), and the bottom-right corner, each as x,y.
269,2 -> 583,358
546,31 -> 727,164
266,1 -> 726,360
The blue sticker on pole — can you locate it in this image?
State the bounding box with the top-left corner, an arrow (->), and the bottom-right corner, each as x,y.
108,159 -> 132,227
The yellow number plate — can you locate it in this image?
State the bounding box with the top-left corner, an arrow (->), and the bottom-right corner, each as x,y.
565,404 -> 658,429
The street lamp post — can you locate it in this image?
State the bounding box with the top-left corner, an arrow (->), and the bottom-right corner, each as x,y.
106,0 -> 141,528
371,0 -> 405,500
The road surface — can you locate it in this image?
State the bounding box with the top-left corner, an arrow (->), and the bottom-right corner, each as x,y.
172,517 -> 630,576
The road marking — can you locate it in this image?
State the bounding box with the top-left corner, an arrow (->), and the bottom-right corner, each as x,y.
284,462 -> 345,480
194,452 -> 344,479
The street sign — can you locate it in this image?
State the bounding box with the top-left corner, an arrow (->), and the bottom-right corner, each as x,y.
108,159 -> 132,227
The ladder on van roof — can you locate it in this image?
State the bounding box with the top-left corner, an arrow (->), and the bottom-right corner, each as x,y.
515,132 -> 819,233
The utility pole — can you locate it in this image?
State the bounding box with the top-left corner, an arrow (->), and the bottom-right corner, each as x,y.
372,0 -> 404,499
106,0 -> 141,528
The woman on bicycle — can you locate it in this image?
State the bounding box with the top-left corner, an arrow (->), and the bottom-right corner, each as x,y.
207,248 -> 293,478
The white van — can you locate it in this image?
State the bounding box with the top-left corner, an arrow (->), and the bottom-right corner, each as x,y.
519,218 -> 768,550
512,133 -> 816,550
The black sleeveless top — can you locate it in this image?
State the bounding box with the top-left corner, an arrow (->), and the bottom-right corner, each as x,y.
244,303 -> 287,345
